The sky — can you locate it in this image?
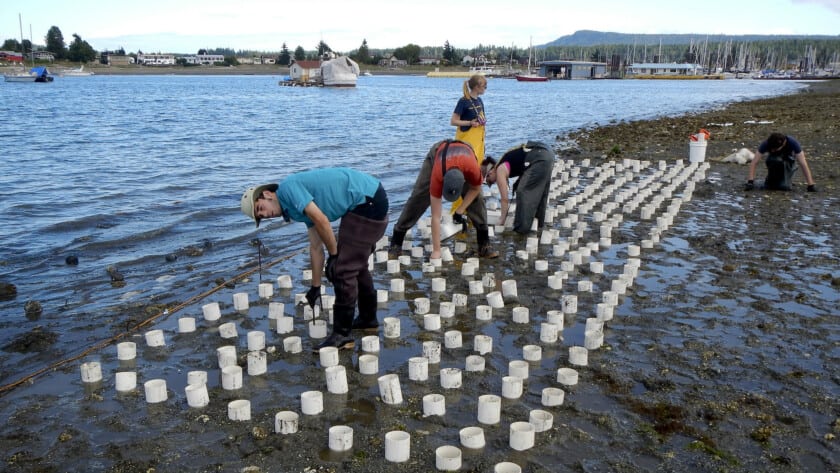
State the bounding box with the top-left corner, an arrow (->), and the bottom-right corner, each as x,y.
2,0 -> 838,54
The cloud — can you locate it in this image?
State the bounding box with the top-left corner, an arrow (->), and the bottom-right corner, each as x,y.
792,0 -> 840,15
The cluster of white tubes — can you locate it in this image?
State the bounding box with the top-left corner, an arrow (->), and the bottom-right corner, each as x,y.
79,157 -> 710,471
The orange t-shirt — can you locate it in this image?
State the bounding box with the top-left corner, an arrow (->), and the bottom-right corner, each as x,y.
429,141 -> 482,198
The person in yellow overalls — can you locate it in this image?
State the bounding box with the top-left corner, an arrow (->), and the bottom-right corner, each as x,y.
450,74 -> 487,164
449,74 -> 487,215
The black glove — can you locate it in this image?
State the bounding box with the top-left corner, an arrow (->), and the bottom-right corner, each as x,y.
325,254 -> 338,283
304,285 -> 321,309
452,212 -> 466,225
807,184 -> 816,192
744,180 -> 755,191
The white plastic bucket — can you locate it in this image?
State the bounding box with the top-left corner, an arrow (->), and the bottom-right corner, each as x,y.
689,140 -> 707,163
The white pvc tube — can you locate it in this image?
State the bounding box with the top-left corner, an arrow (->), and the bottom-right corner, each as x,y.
178,317 -> 196,333
143,379 -> 168,403
477,394 -> 501,424
329,424 -> 354,452
423,393 -> 446,416
309,320 -> 328,339
258,282 -> 274,299
185,382 -> 209,408
222,365 -> 243,390
301,390 -> 323,415
390,278 -> 405,292
502,376 -> 523,399
361,335 -> 380,352
325,365 -> 349,394
117,341 -> 136,361
547,274 -> 563,290
80,361 -> 102,383
228,399 -> 251,420
217,345 -> 237,368
542,387 -> 565,406
511,306 -> 529,324
475,305 -> 492,321
435,445 -> 461,471
440,367 -> 462,389
377,289 -> 389,303
202,302 -> 221,321
540,322 -> 559,343
585,329 -> 604,350
439,301 -> 456,318
413,297 -> 430,315
509,421 -> 535,451
508,360 -> 529,380
486,291 -> 504,309
469,280 -> 484,295
569,346 -> 589,366
423,341 -> 441,364
247,351 -> 267,376
474,335 -> 492,355
358,354 -> 379,375
319,346 -> 340,367
523,344 -> 542,361
283,336 -> 302,353
556,367 -> 579,386
465,354 -> 485,372
385,430 -> 411,462
377,373 -> 403,405
444,330 -> 462,349
275,410 -> 299,434
115,371 -> 136,392
383,317 -> 400,338
276,316 -> 294,334
424,313 -> 441,331
218,322 -> 238,339
596,303 -> 614,321
452,293 -> 468,307
386,259 -> 400,274
459,426 -> 485,449
408,357 -> 429,381
501,280 -> 518,300
302,269 -> 313,280
144,329 -> 166,347
494,462 -> 523,473
232,292 -> 249,312
562,295 -> 578,314
187,370 -> 207,386
247,331 -> 265,351
276,274 -> 293,289
529,409 -> 554,432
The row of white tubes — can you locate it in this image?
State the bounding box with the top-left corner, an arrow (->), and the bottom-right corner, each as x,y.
79,158 -> 710,471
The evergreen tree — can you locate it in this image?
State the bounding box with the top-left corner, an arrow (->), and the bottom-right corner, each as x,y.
67,34 -> 97,63
294,46 -> 305,61
354,39 -> 370,65
317,41 -> 332,57
2,39 -> 20,52
45,26 -> 66,60
278,43 -> 291,65
443,40 -> 455,65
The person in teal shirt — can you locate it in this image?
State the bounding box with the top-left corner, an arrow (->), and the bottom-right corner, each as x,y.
241,168 -> 389,351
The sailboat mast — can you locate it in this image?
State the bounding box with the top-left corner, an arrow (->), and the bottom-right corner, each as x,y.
18,13 -> 26,63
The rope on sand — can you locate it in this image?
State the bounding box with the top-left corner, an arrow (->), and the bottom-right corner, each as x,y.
0,249 -> 305,396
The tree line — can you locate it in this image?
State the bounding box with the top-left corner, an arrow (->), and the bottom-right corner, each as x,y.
4,25 -> 838,72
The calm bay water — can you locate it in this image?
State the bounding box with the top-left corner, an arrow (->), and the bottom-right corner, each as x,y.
0,74 -> 803,379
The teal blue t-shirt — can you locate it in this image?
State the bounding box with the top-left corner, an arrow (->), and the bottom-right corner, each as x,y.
276,168 -> 380,227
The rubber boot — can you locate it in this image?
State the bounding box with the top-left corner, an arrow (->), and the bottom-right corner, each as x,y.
352,291 -> 379,331
314,305 -> 355,351
389,230 -> 406,258
476,227 -> 499,259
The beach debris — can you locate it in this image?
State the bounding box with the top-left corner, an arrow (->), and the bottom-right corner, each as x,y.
165,253 -> 178,262
743,120 -> 775,124
65,255 -> 79,265
106,265 -> 125,282
712,148 -> 755,165
24,300 -> 42,319
0,282 -> 17,300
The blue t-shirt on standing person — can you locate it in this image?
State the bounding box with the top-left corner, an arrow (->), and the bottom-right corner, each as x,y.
276,168 -> 380,227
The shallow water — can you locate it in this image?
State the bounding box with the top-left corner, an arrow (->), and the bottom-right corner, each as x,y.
2,76 -> 837,472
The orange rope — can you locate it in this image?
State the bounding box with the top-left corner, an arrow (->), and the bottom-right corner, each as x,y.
0,250 -> 303,396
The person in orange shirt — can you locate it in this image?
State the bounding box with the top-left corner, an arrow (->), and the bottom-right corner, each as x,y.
389,140 -> 498,260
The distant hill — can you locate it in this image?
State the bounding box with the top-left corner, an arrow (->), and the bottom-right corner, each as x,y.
542,29 -> 840,47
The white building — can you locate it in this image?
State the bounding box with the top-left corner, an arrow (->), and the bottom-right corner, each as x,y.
138,53 -> 176,66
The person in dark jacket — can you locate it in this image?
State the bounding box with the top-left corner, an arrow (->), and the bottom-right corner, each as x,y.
482,141 -> 555,234
746,132 -> 816,191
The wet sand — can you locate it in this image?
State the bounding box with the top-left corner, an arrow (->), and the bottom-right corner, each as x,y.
1,80 -> 838,472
